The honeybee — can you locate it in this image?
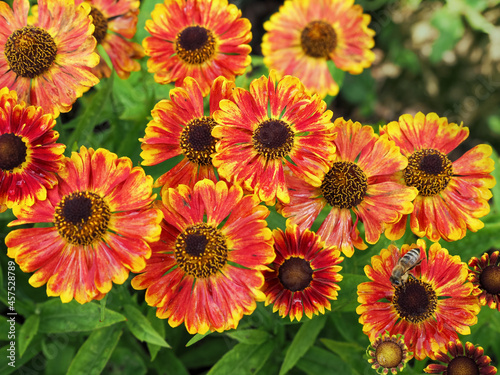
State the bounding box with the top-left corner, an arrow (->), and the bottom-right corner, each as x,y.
390,248 -> 422,287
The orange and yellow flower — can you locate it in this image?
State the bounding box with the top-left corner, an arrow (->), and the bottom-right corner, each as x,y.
140,76 -> 234,191
262,224 -> 343,322
212,70 -> 336,205
75,0 -> 143,79
131,179 -> 275,334
262,0 -> 375,98
381,112 -> 496,242
468,251 -> 500,312
357,240 -> 480,361
367,333 -> 412,375
5,146 -> 162,304
0,0 -> 100,117
143,0 -> 252,96
0,87 -> 65,213
279,118 -> 417,257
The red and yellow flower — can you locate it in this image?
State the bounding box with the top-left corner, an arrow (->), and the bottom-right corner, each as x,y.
381,112 -> 496,242
212,70 -> 336,205
279,118 -> 417,257
357,240 -> 480,361
0,87 -> 65,212
468,251 -> 500,312
262,0 -> 375,98
262,224 -> 343,321
140,76 -> 234,192
5,146 -> 162,304
0,0 -> 100,117
143,0 -> 252,96
131,179 -> 275,334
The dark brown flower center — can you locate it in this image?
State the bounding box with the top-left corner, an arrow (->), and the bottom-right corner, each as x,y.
479,265 -> 500,295
0,133 -> 27,171
90,7 -> 108,45
54,191 -> 111,246
252,119 -> 294,160
4,26 -> 57,78
180,117 -> 217,166
392,278 -> 437,323
278,257 -> 313,292
300,20 -> 337,58
175,26 -> 216,65
447,356 -> 480,375
404,149 -> 453,196
175,223 -> 228,278
321,161 -> 367,209
375,341 -> 403,369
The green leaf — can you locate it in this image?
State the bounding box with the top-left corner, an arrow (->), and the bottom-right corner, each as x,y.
0,340 -> 42,375
146,307 -> 166,360
320,339 -> 365,364
186,331 -> 212,347
67,325 -> 122,375
18,314 -> 40,357
279,315 -> 327,375
207,341 -> 275,375
38,299 -> 126,333
151,349 -> 190,375
225,329 -> 270,345
123,304 -> 170,347
295,345 -> 354,375
430,6 -> 465,63
333,273 -> 369,312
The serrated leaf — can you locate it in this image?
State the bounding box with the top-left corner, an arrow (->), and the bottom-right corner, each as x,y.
279,315 -> 327,375
18,314 -> 39,357
225,329 -> 270,345
123,304 -> 170,348
67,325 -> 122,375
38,299 -> 126,333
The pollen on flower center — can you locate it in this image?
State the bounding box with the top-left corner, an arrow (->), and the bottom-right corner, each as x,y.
321,161 -> 367,209
4,26 -> 57,78
300,20 -> 337,58
0,133 -> 27,171
180,117 -> 217,166
175,223 -> 228,278
404,149 -> 453,196
374,341 -> 403,369
90,7 -> 108,45
278,257 -> 313,292
392,278 -> 437,323
175,25 -> 216,65
54,191 -> 111,246
447,356 -> 480,375
479,265 -> 500,295
252,119 -> 294,160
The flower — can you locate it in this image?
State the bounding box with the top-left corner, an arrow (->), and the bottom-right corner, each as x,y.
0,0 -> 100,117
75,0 -> 144,79
212,70 -> 336,205
279,118 -> 418,257
0,87 -> 65,212
261,0 -> 375,98
468,251 -> 500,312
424,340 -> 497,375
143,0 -> 252,96
357,240 -> 480,361
367,333 -> 412,375
381,112 -> 496,242
262,224 -> 343,321
131,179 -> 275,334
140,76 -> 234,192
5,146 -> 162,304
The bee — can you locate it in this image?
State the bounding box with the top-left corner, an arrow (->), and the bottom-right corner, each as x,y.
390,248 -> 422,288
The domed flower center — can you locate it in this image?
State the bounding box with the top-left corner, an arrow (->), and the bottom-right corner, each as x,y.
54,191 -> 111,246
447,356 -> 480,375
175,223 -> 228,278
374,341 -> 403,369
180,117 -> 217,166
300,20 -> 337,58
4,26 -> 57,78
90,7 -> 108,45
392,278 -> 437,323
0,133 -> 27,171
479,265 -> 500,295
278,257 -> 313,292
404,149 -> 453,196
252,119 -> 294,160
321,161 -> 367,209
175,26 -> 216,65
